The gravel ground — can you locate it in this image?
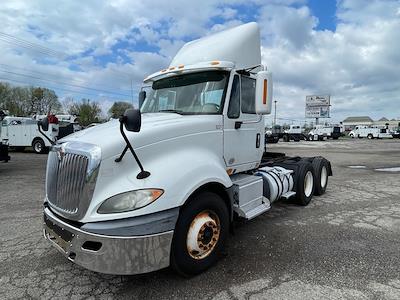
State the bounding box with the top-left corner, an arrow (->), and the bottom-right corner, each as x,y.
0,139 -> 399,299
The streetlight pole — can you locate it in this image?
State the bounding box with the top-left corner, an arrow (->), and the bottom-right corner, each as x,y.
274,100 -> 277,126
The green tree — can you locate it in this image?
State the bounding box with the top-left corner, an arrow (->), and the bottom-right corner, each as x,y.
68,98 -> 102,126
29,87 -> 61,114
0,82 -> 61,116
108,101 -> 133,118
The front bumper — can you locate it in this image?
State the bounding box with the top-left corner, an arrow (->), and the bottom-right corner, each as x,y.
43,207 -> 174,275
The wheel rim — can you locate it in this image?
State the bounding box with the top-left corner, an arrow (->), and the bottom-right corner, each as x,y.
186,210 -> 220,260
304,171 -> 314,197
320,166 -> 327,188
34,142 -> 42,152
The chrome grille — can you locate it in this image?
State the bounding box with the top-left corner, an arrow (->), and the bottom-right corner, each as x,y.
45,142 -> 101,220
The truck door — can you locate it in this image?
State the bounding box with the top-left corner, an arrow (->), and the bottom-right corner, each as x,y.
223,74 -> 264,170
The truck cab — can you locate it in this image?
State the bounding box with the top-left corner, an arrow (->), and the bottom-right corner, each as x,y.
42,23 -> 332,276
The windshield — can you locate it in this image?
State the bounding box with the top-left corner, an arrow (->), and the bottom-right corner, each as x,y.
141,71 -> 229,115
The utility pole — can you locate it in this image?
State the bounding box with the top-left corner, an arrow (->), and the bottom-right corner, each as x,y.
274,100 -> 277,126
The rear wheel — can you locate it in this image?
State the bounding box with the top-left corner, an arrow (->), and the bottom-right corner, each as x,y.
367,134 -> 373,139
170,192 -> 229,276
283,134 -> 289,142
295,163 -> 315,206
312,157 -> 329,196
32,138 -> 46,154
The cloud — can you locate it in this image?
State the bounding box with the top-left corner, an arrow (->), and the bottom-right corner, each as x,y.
0,0 -> 399,122
261,0 -> 400,122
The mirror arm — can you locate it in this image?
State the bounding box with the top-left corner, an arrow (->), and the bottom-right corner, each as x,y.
114,145 -> 128,163
37,124 -> 55,145
116,119 -> 150,179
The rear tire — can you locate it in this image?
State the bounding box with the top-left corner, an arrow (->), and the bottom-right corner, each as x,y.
367,134 -> 373,139
170,192 -> 229,277
283,134 -> 289,142
312,157 -> 329,196
295,163 -> 315,206
32,138 -> 46,154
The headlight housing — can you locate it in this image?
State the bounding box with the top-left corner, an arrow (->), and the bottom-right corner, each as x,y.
97,189 -> 164,214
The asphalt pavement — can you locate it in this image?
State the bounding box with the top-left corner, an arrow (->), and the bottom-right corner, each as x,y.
1,139 -> 399,299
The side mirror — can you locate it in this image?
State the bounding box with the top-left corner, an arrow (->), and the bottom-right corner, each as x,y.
255,71 -> 273,114
138,90 -> 146,109
121,108 -> 141,132
38,117 -> 49,131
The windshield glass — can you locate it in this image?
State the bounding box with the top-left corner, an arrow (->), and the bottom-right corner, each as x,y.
141,71 -> 229,115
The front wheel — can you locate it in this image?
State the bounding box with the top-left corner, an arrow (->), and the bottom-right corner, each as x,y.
170,192 -> 229,276
32,139 -> 46,154
367,134 -> 373,139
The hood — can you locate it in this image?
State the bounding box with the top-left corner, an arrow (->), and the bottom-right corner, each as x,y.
60,113 -> 221,159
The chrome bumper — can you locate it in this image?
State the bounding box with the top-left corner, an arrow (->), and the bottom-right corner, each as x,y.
43,207 -> 173,275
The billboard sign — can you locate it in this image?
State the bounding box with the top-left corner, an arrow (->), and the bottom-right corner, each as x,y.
305,95 -> 330,118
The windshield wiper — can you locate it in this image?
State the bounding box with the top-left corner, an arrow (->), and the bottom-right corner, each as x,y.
158,109 -> 184,114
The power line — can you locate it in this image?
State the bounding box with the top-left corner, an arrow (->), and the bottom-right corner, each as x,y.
0,63 -> 133,93
0,76 -> 132,100
0,31 -> 136,80
0,69 -> 132,97
0,32 -> 66,59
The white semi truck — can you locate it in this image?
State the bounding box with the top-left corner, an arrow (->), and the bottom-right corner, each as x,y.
41,23 -> 332,276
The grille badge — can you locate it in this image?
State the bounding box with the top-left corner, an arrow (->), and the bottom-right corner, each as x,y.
57,149 -> 65,161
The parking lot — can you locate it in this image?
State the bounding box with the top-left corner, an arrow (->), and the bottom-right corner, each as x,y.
1,139 -> 400,299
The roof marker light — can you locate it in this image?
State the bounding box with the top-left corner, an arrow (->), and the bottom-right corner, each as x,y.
178,64 -> 184,69
161,69 -> 167,73
210,61 -> 220,65
169,67 -> 175,70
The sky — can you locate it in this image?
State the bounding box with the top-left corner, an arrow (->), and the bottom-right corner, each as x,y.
0,0 -> 399,124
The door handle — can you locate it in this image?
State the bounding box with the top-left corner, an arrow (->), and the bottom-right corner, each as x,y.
234,121 -> 242,129
256,133 -> 260,148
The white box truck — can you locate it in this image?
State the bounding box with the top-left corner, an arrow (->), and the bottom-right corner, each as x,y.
1,116 -> 59,153
42,23 -> 332,276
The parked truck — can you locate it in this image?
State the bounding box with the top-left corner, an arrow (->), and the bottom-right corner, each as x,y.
0,110 -> 10,162
1,115 -> 59,153
265,124 -> 306,143
308,125 -> 341,141
349,125 -> 393,139
41,23 -> 332,276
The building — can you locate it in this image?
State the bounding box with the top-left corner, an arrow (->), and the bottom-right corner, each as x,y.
342,116 -> 400,131
342,116 -> 373,130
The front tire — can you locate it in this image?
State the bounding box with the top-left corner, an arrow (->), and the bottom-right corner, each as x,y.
367,134 -> 373,139
170,192 -> 229,276
32,138 -> 46,154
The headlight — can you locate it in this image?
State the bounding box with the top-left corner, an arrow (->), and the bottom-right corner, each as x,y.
98,189 -> 164,214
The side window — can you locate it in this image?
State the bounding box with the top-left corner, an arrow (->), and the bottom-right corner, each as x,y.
241,76 -> 256,114
227,75 -> 240,118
